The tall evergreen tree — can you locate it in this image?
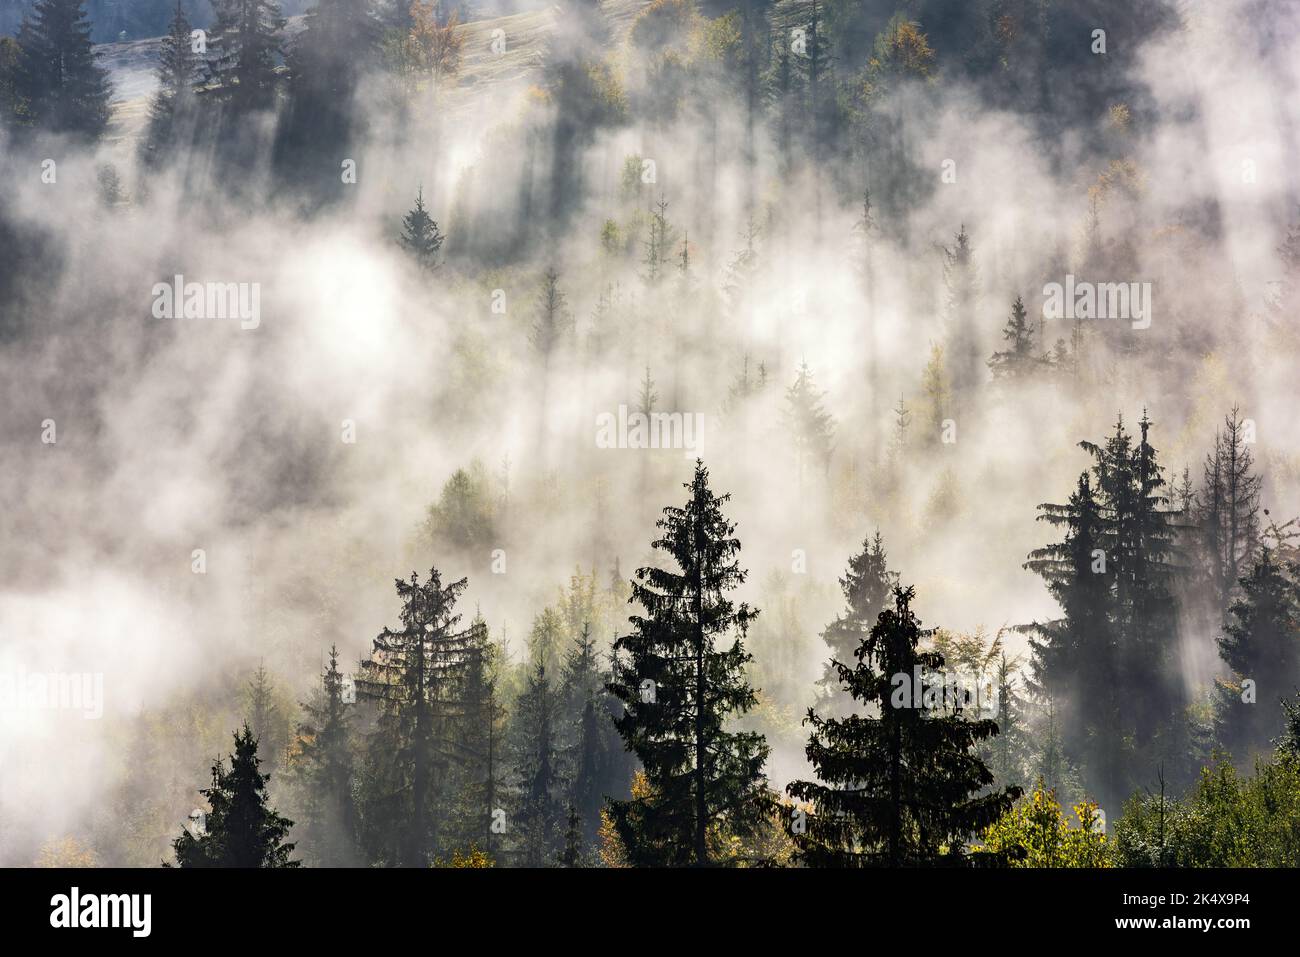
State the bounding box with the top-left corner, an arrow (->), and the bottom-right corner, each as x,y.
205,0 -> 285,112
816,531 -> 896,714
942,224 -> 980,392
529,268 -> 572,363
509,659 -> 564,867
788,585 -> 1019,866
1026,413 -> 1186,808
12,0 -> 112,136
444,610 -> 504,858
399,187 -> 445,270
559,622 -> 624,845
140,1 -> 199,165
1199,406 -> 1263,618
293,645 -> 360,866
987,294 -> 1041,379
1215,548 -> 1300,758
783,360 -> 835,491
355,567 -> 483,866
607,460 -> 771,866
171,724 -> 298,867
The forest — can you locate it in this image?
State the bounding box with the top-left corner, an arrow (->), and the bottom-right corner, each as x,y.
1,0 -> 1299,871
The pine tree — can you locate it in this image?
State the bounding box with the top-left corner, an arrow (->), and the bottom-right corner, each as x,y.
245,662 -> 288,771
399,187 -> 445,270
292,0 -> 380,101
783,360 -> 835,490
816,532 -> 896,714
788,585 -> 1020,866
987,295 -> 1040,379
206,0 -> 285,112
558,803 -> 584,867
171,725 -> 299,867
607,460 -> 771,866
12,0 -> 112,137
942,224 -> 980,391
509,659 -> 564,866
355,568 -> 483,866
140,2 -> 199,165
1026,414 -> 1186,808
641,195 -> 675,286
444,610 -> 504,858
1199,407 -> 1263,618
529,268 -> 572,362
559,622 -> 622,845
294,646 -> 360,866
918,342 -> 951,446
635,365 -> 658,416
1215,548 -> 1300,758
990,651 -> 1028,790
888,393 -> 911,464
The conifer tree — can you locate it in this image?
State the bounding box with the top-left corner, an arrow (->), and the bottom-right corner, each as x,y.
607,460 -> 771,866
942,224 -> 980,391
783,360 -> 835,490
355,568 -> 483,866
816,531 -> 896,714
12,0 -> 112,137
509,659 -> 564,866
140,1 -> 199,165
529,268 -> 572,363
1026,414 -> 1185,807
558,803 -> 584,866
245,662 -> 289,771
1199,406 -> 1263,618
1215,548 -> 1300,757
294,646 -> 360,866
990,651 -> 1028,790
788,585 -> 1019,866
987,294 -> 1040,379
560,622 -> 622,845
206,0 -> 285,112
918,342 -> 951,445
399,187 -> 445,270
444,610 -> 505,858
171,725 -> 299,867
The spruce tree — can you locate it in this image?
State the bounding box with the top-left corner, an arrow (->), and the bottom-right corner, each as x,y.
171,725 -> 298,867
607,460 -> 771,866
355,568 -> 483,866
1199,407 -> 1263,618
13,0 -> 112,137
987,295 -> 1040,379
509,659 -> 564,866
783,360 -> 835,491
1215,548 -> 1299,757
529,268 -> 572,363
560,622 -> 621,845
399,187 -> 445,270
788,585 -> 1019,866
815,531 -> 896,714
942,224 -> 980,391
206,0 -> 285,112
140,1 -> 199,164
1026,414 -> 1186,808
444,610 -> 504,859
294,646 -> 360,866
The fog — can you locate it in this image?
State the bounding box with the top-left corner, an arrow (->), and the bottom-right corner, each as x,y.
1,0 -> 1299,862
